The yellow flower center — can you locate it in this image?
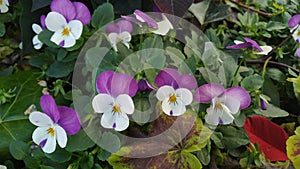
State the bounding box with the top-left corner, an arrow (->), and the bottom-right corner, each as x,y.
47,127 -> 55,137
0,0 -> 2,5
113,105 -> 121,113
214,102 -> 223,110
62,27 -> 70,36
297,30 -> 300,36
118,37 -> 123,43
169,94 -> 177,103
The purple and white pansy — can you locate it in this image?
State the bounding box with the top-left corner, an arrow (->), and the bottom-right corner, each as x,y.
226,37 -> 272,55
122,9 -> 158,28
92,70 -> 138,131
194,84 -> 251,126
40,0 -> 91,48
32,16 -> 46,50
288,14 -> 300,58
106,20 -> 133,51
0,0 -> 9,13
155,68 -> 197,116
29,94 -> 81,153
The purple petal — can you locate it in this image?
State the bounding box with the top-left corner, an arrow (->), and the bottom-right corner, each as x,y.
226,42 -> 251,50
50,0 -> 76,22
295,47 -> 300,59
260,98 -> 267,110
138,78 -> 155,92
121,15 -> 141,24
155,68 -> 180,89
117,20 -> 133,33
96,70 -> 114,94
40,15 -> 46,29
193,84 -> 225,103
288,14 -> 300,28
177,74 -> 197,90
73,2 -> 91,25
110,73 -> 138,97
40,94 -> 60,123
40,139 -> 47,147
106,23 -> 119,34
223,86 -> 251,109
134,9 -> 158,28
244,38 -> 263,51
57,106 -> 81,135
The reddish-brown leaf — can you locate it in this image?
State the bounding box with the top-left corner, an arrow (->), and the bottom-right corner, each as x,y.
153,0 -> 194,17
243,116 -> 289,161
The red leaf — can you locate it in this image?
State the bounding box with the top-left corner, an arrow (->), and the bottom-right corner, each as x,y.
243,116 -> 289,161
153,0 -> 193,17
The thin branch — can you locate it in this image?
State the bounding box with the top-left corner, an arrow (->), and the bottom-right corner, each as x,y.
229,0 -> 272,18
246,59 -> 300,73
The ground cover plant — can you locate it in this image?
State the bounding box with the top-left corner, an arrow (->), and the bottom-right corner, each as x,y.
0,0 -> 300,168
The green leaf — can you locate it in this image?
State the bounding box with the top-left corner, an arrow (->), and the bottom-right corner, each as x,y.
29,53 -> 55,68
211,132 -> 224,149
24,156 -> 40,169
80,154 -> 94,169
266,21 -> 287,31
99,132 -> 121,153
46,61 -> 75,78
65,130 -> 95,152
241,74 -> 264,91
189,0 -> 210,25
45,148 -> 72,163
253,104 -> 289,117
142,35 -> 163,49
0,70 -> 42,160
204,3 -> 230,24
197,140 -> 211,166
38,30 -> 59,48
85,47 -> 110,70
217,126 -> 249,149
0,22 -> 6,37
266,68 -> 285,82
97,148 -> 111,161
57,48 -> 68,61
9,141 -> 30,160
92,3 -> 114,28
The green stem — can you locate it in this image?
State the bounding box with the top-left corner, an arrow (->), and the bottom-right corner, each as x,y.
233,57 -> 246,78
261,57 -> 272,77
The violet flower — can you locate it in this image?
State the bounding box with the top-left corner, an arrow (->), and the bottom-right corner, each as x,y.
92,71 -> 138,131
32,15 -> 46,50
0,0 -> 9,13
194,84 -> 251,126
155,68 -> 197,116
106,20 -> 133,51
226,37 -> 272,55
259,94 -> 270,110
288,14 -> 300,58
29,94 -> 81,153
122,9 -> 158,28
138,78 -> 154,92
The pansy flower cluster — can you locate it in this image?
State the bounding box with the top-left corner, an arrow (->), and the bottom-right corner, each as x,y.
288,14 -> 300,58
92,68 -> 251,131
32,0 -> 91,49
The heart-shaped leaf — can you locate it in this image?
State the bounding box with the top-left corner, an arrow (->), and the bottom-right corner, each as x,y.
154,0 -> 194,17
243,116 -> 289,161
287,126 -> 300,168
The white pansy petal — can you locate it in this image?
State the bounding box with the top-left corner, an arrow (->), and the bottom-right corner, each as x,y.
0,4 -> 8,13
32,127 -> 48,145
108,33 -> 118,51
220,95 -> 240,114
156,85 -> 174,101
170,100 -> 186,116
256,46 -> 272,55
42,135 -> 56,153
32,24 -> 42,34
92,94 -> 114,113
68,20 -> 83,40
205,107 -> 222,126
162,98 -> 172,115
50,30 -> 64,45
292,27 -> 300,42
45,12 -> 66,32
233,40 -> 244,45
152,15 -> 173,35
219,110 -> 234,125
4,0 -> 9,6
120,32 -> 131,42
101,111 -> 115,129
135,14 -> 145,22
32,35 -> 43,50
116,94 -> 134,114
175,88 -> 193,105
114,113 -> 129,131
62,34 -> 76,48
123,41 -> 130,49
29,111 -> 53,127
55,125 -> 67,148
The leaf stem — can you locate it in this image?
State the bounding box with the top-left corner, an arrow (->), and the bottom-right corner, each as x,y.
229,0 -> 272,18
246,59 -> 300,73
261,57 -> 272,77
233,57 -> 245,78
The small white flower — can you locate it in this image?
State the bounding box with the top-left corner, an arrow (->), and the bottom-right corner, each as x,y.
108,32 -> 131,52
156,85 -> 193,116
152,14 -> 173,36
92,93 -> 134,131
234,40 -> 272,55
205,96 -> 240,126
29,111 -> 67,153
0,0 -> 9,13
291,26 -> 300,43
32,24 -> 43,50
45,12 -> 83,48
